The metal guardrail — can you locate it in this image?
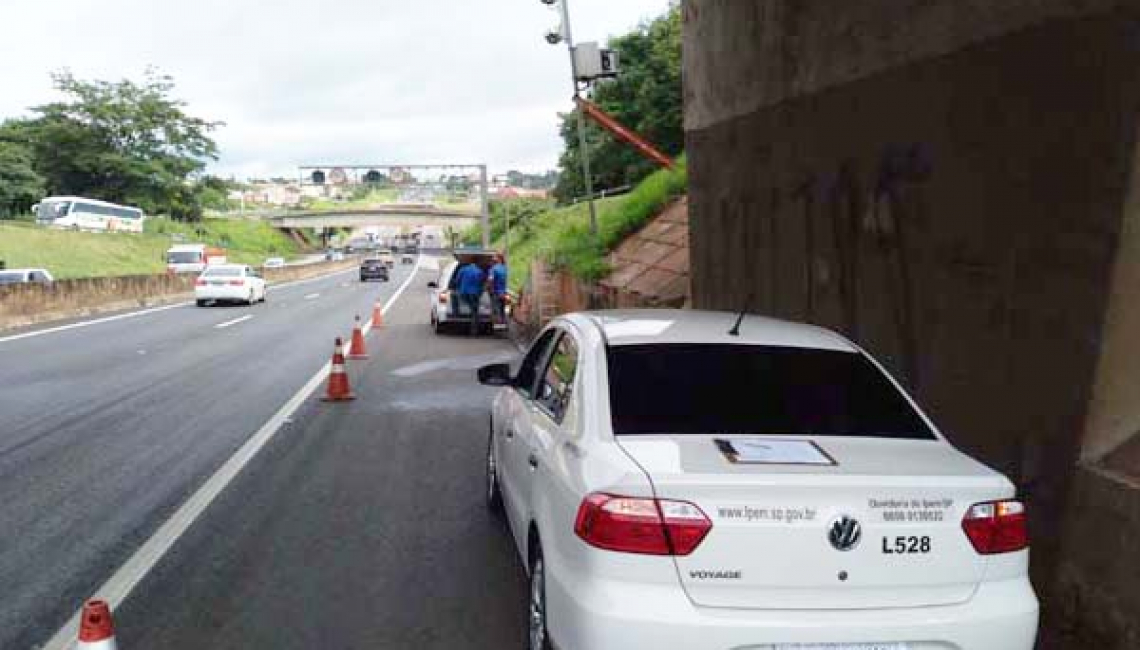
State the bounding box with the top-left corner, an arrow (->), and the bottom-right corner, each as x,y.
571,185 -> 633,204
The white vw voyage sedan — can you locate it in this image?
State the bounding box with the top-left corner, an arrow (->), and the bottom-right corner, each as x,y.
478,310 -> 1038,650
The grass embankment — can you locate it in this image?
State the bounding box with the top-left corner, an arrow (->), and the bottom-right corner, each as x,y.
302,188 -> 399,212
0,217 -> 309,280
468,159 -> 687,292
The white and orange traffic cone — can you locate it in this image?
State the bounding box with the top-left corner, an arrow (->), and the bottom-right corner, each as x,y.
78,599 -> 118,650
321,337 -> 356,401
347,315 -> 369,360
371,300 -> 384,328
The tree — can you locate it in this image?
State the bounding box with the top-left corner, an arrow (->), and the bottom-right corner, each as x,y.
505,169 -> 559,190
0,131 -> 45,218
13,69 -> 221,220
553,2 -> 682,203
195,175 -> 238,211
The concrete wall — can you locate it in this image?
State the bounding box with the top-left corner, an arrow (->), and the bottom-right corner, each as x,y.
1054,467 -> 1140,647
1081,133 -> 1140,460
683,0 -> 1124,131
683,1 -> 1140,645
0,259 -> 358,331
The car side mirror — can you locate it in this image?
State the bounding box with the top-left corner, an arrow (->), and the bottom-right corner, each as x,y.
477,363 -> 514,387
427,281 -> 438,289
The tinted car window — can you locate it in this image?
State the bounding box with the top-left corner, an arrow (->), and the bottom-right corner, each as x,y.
167,252 -> 201,264
606,344 -> 934,440
0,272 -> 25,285
537,334 -> 579,423
516,329 -> 557,399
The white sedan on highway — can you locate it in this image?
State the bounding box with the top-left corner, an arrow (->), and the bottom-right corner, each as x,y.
478,309 -> 1038,650
194,264 -> 267,306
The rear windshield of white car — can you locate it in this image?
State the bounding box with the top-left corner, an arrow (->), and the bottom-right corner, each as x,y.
606,344 -> 935,440
202,267 -> 242,277
0,272 -> 26,285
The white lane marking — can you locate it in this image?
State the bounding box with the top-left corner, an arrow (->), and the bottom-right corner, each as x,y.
0,267 -> 357,346
304,293 -> 320,300
214,315 -> 253,330
41,255 -> 424,650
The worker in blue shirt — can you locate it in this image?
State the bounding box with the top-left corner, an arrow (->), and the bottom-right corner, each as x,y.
488,253 -> 508,328
455,260 -> 487,335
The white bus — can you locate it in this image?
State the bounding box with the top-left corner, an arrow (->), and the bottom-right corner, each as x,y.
32,196 -> 146,233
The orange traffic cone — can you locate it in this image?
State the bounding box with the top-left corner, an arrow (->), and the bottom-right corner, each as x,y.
78,599 -> 118,650
321,337 -> 356,401
348,315 -> 369,360
371,301 -> 384,328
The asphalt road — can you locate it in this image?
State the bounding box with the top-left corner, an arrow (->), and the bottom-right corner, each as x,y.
113,262 -> 527,648
0,262 -> 418,649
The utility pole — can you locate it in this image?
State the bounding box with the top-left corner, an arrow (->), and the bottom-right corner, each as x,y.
505,199 -> 512,259
556,0 -> 599,240
479,164 -> 491,248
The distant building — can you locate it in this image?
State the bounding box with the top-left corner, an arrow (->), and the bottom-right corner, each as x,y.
389,167 -> 413,185
244,183 -> 303,207
494,186 -> 549,200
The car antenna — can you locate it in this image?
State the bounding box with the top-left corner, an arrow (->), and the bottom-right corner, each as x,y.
727,291 -> 752,336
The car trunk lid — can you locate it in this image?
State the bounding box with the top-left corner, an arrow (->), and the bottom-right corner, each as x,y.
617,435 -> 1011,610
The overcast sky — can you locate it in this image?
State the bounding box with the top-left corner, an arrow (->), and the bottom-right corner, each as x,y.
1,0 -> 673,179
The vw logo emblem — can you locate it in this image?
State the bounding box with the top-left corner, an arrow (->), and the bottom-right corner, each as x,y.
828,515 -> 862,552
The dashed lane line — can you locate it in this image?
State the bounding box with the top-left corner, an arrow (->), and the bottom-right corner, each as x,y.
214,315 -> 253,330
41,255 -> 424,650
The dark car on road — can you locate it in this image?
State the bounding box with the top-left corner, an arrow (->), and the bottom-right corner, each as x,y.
360,258 -> 390,282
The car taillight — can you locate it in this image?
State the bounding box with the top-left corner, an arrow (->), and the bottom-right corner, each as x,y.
574,493 -> 711,556
962,500 -> 1028,554
228,279 -> 244,286
439,291 -> 449,304
194,278 -> 206,286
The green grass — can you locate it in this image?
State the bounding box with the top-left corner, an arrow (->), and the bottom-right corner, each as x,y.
144,217 -> 307,262
476,158 -> 687,292
0,217 -> 308,279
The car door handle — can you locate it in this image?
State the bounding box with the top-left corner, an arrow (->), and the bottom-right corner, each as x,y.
528,454 -> 539,469
505,429 -> 515,440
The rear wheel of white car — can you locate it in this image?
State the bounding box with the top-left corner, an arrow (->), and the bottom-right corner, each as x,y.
528,544 -> 552,650
196,299 -> 206,307
486,427 -> 503,514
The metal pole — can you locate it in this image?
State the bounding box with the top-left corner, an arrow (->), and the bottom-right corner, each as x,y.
480,164 -> 491,248
560,0 -> 598,239
505,200 -> 512,258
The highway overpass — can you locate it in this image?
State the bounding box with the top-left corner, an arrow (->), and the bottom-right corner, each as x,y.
269,205 -> 481,230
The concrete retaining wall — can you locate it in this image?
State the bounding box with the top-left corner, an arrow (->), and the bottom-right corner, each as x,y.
683,1 -> 1140,645
0,259 -> 358,331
